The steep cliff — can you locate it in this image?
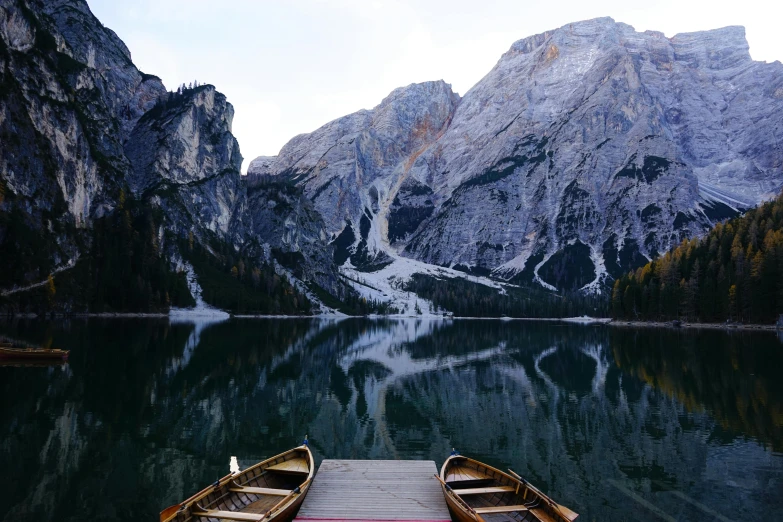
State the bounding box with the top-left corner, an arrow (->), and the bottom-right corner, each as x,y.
0,0 -> 326,313
124,85 -> 245,240
0,0 -> 167,288
248,80 -> 461,270
251,18 -> 783,293
243,173 -> 344,297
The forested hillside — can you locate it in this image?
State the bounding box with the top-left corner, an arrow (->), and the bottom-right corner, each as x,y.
406,274 -> 609,318
612,193 -> 783,323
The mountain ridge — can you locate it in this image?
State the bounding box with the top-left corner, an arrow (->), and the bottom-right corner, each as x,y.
250,17 -> 783,294
2,5 -> 782,316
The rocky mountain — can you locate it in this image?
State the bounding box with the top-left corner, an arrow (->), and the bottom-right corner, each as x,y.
0,0 -> 237,271
0,0 -> 166,272
250,18 -> 783,293
0,0 -> 342,312
3,3 -> 782,314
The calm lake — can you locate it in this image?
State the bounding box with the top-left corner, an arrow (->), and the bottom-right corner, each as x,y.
0,318 -> 781,522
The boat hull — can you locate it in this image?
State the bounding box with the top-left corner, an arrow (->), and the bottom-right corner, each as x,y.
0,347 -> 69,360
442,492 -> 480,522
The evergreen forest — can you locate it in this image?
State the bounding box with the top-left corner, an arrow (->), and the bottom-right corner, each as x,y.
405,274 -> 609,318
612,193 -> 783,323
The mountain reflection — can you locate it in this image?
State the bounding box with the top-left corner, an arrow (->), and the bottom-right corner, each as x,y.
0,318 -> 781,522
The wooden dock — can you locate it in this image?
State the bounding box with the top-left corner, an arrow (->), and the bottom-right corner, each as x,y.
294,460 -> 451,522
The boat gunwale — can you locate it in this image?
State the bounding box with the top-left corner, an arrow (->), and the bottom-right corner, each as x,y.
0,346 -> 69,356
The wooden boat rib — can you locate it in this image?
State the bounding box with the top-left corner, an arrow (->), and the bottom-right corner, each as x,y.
0,346 -> 69,360
439,455 -> 578,522
161,444 -> 314,522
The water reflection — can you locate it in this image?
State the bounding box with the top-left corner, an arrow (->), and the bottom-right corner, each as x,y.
0,318 -> 781,521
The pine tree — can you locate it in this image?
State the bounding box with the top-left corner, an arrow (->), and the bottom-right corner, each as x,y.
46,274 -> 56,309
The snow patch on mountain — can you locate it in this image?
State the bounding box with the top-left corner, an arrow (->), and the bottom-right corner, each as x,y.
339,254 -> 510,317
169,259 -> 230,319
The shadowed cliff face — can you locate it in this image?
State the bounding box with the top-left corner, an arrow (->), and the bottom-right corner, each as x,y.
1,318 -> 781,522
0,0 -> 168,275
251,18 -> 783,291
0,0 -> 243,275
125,85 -> 245,239
0,0 -> 342,303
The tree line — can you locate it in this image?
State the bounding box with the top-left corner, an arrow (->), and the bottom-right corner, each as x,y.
182,235 -> 314,315
404,274 -> 609,318
612,193 -> 783,323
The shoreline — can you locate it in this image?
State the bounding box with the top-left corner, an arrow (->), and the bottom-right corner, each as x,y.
0,313 -> 778,332
608,320 -> 779,331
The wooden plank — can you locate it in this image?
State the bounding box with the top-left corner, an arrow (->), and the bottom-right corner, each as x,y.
474,505 -> 530,514
529,507 -> 557,522
295,460 -> 450,521
192,509 -> 263,521
446,465 -> 489,483
267,458 -> 308,473
229,486 -> 291,496
555,504 -> 580,522
453,486 -> 516,496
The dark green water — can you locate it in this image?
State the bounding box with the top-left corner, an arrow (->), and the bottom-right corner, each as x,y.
0,318 -> 781,522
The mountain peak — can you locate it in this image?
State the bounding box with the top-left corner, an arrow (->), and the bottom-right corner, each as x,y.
670,25 -> 751,68
377,80 -> 461,111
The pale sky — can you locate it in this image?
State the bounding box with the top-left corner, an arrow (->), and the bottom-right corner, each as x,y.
86,0 -> 782,173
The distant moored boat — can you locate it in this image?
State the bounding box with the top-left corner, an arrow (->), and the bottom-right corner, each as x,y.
160,441 -> 314,522
0,345 -> 69,360
439,452 -> 578,522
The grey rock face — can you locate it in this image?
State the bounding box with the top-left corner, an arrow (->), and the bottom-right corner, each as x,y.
125,85 -> 244,238
37,0 -> 167,139
244,174 -> 343,296
0,1 -> 238,282
0,0 -> 165,237
248,80 -> 460,268
252,18 -> 783,291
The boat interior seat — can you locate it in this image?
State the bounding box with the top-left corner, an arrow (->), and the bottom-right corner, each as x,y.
529,507 -> 557,522
192,509 -> 264,521
271,470 -> 309,476
229,484 -> 291,496
447,478 -> 496,489
266,458 -> 309,475
452,486 -> 516,495
473,505 -> 530,514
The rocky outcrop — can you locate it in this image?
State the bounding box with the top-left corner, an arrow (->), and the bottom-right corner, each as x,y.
0,0 -> 168,232
244,174 -> 343,296
248,80 -> 460,269
0,0 -> 167,288
252,18 -> 783,292
0,0 -> 246,296
125,85 -> 244,239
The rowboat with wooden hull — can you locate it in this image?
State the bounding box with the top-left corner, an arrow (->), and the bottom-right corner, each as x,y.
161,442 -> 314,522
0,346 -> 69,360
439,454 -> 578,522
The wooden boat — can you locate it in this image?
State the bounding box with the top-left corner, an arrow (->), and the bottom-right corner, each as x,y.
161,441 -> 314,522
0,346 -> 69,360
438,453 -> 578,522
